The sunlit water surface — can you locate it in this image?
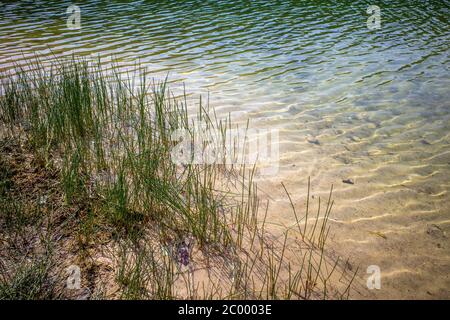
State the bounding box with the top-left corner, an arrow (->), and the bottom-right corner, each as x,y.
1,0 -> 449,298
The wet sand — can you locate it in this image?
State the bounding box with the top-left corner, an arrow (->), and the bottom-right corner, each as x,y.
249,119 -> 450,299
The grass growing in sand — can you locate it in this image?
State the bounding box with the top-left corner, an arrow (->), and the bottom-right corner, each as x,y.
0,57 -> 357,299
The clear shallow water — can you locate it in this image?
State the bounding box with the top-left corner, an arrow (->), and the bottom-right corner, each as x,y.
1,0 -> 450,298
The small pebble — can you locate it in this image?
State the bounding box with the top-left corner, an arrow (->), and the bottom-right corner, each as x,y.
427,224 -> 446,239
177,241 -> 190,266
342,178 -> 354,185
307,137 -> 320,145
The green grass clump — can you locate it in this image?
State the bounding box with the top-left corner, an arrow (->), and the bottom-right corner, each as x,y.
0,257 -> 56,300
0,57 -> 233,246
0,56 -> 356,299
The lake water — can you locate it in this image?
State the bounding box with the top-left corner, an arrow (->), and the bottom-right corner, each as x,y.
1,0 -> 449,298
